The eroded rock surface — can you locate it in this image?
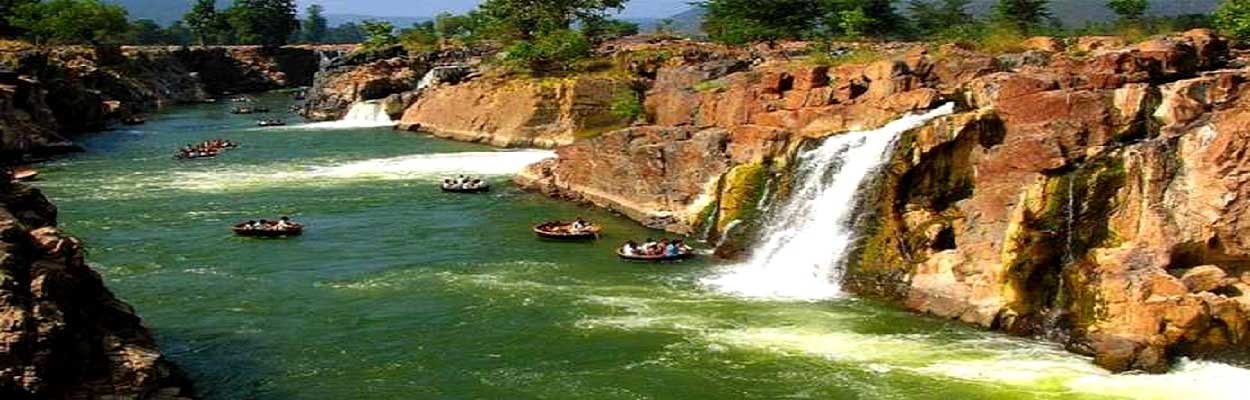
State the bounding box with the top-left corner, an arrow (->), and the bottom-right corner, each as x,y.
0,182 -> 195,399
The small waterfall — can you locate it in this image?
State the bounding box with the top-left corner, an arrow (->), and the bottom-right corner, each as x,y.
704,104 -> 956,300
417,65 -> 473,92
343,101 -> 392,124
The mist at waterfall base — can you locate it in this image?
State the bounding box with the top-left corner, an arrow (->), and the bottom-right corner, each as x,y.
295,101 -> 395,129
31,94 -> 1250,399
704,104 -> 955,300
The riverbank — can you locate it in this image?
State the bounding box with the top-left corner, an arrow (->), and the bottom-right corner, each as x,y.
0,42 -> 353,161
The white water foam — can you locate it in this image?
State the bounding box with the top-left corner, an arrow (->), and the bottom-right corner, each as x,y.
168,150 -> 554,192
703,104 -> 955,301
296,101 -> 396,130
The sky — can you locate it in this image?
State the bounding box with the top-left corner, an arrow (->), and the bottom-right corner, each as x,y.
300,0 -> 693,18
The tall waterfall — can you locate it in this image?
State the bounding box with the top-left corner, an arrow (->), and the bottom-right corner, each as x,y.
704,104 -> 956,301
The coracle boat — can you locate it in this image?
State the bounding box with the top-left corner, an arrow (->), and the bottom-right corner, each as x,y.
11,168 -> 39,182
257,119 -> 287,127
616,248 -> 694,262
441,183 -> 491,193
533,222 -> 601,241
232,223 -> 304,238
121,116 -> 146,125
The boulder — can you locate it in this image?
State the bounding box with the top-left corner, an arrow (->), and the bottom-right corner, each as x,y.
1181,266 -> 1229,293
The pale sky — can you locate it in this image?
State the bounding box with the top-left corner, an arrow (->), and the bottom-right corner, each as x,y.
300,0 -> 693,18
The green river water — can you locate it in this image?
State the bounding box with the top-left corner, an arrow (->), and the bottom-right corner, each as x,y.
31,94 -> 1247,399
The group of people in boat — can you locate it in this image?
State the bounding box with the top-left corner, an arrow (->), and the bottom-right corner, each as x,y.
231,106 -> 269,115
237,217 -> 299,232
621,238 -> 693,259
442,175 -> 489,191
256,119 -> 286,127
175,139 -> 238,160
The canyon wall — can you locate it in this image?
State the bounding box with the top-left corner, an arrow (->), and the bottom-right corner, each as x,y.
0,44 -> 342,161
0,180 -> 195,399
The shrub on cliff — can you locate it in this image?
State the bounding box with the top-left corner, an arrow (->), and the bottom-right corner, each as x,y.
503,29 -> 593,74
1217,0 -> 1250,40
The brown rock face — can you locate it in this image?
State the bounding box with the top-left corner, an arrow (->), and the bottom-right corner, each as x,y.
0,183 -> 194,399
399,74 -> 635,148
0,73 -> 77,160
517,125 -> 733,232
849,30 -> 1250,373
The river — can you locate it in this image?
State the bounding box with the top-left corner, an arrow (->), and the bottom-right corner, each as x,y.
32,94 -> 1247,399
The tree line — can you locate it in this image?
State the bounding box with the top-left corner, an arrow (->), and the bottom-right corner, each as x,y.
699,0 -> 1250,44
4,0 -> 1250,67
0,0 -> 363,46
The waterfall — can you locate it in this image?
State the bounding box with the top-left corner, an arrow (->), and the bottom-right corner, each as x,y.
417,65 -> 472,92
703,104 -> 956,301
343,101 -> 393,123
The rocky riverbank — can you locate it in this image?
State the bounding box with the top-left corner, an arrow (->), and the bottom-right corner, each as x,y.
308,31 -> 1250,372
0,180 -> 195,399
0,43 -> 351,161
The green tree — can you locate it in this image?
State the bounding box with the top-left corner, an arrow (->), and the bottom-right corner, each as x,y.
1,0 -> 40,37
165,21 -> 195,45
479,0 -> 628,40
993,0 -> 1052,34
909,0 -> 974,38
1107,0 -> 1149,22
226,0 -> 299,47
656,18 -> 676,35
1216,0 -> 1250,40
433,12 -> 471,38
360,20 -> 398,49
400,22 -> 438,52
129,19 -> 169,44
302,4 -> 328,43
326,22 -> 364,44
701,0 -> 822,44
9,0 -> 129,45
504,29 -> 593,73
184,0 -> 219,45
581,15 -> 639,42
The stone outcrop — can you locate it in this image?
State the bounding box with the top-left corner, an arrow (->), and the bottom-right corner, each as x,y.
0,181 -> 195,399
302,46 -> 479,121
0,71 -> 76,160
399,73 -> 636,148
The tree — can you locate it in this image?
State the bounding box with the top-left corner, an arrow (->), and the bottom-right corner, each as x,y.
479,0 -> 628,40
9,0 -> 129,45
505,29 -> 593,73
226,0 -> 299,47
302,4 -> 328,43
581,15 -> 639,42
1,0 -> 40,37
701,0 -> 822,44
184,0 -> 219,45
433,12 -> 471,39
909,0 -> 974,37
994,0 -> 1052,34
129,19 -> 169,45
360,20 -> 397,49
1107,0 -> 1149,22
1216,0 -> 1250,40
326,22 -> 364,44
656,18 -> 676,35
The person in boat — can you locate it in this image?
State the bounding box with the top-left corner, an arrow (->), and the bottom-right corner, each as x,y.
664,241 -> 679,257
571,217 -> 589,232
622,240 -> 640,256
275,216 -> 293,229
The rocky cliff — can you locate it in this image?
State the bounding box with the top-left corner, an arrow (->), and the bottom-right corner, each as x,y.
0,43 -> 341,161
847,30 -> 1250,373
0,180 -> 195,399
